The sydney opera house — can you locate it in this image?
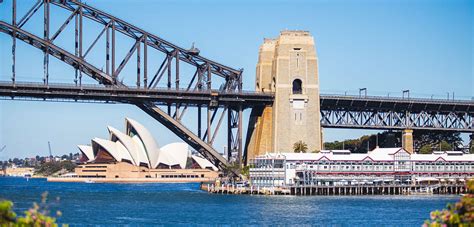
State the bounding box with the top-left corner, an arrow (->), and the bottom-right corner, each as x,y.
72,118 -> 219,182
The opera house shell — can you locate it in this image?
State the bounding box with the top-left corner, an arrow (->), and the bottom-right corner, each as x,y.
73,118 -> 218,182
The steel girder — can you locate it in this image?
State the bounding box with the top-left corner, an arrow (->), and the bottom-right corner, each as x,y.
0,0 -> 248,173
50,0 -> 243,88
0,82 -> 274,106
320,109 -> 474,132
320,95 -> 474,113
0,21 -> 116,86
136,102 -> 236,175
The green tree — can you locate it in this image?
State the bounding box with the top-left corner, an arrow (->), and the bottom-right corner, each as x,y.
419,144 -> 433,154
241,165 -> 250,179
414,130 -> 461,152
324,140 -> 344,150
35,161 -> 76,176
439,140 -> 453,151
293,141 -> 308,153
61,161 -> 76,172
323,130 -> 463,154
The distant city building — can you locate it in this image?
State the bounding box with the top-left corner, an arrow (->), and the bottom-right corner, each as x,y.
1,166 -> 34,177
249,148 -> 474,187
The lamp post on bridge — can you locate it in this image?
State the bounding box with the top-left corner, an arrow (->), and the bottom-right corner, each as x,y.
446,92 -> 455,100
402,90 -> 410,99
359,88 -> 367,98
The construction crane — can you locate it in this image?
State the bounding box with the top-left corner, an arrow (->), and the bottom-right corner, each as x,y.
48,141 -> 53,158
0,145 -> 5,152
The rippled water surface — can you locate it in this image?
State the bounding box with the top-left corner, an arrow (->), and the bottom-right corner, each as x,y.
0,177 -> 458,225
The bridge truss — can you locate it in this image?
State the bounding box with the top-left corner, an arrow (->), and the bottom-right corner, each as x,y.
320,95 -> 474,132
0,0 -> 262,173
1,82 -> 471,133
0,1 -> 473,173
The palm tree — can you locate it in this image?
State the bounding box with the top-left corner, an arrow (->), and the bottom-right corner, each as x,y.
293,140 -> 308,153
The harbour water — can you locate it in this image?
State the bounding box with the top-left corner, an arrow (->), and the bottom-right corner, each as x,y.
0,177 -> 458,225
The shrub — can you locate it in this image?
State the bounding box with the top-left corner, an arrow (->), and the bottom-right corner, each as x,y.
0,192 -> 64,226
424,179 -> 474,226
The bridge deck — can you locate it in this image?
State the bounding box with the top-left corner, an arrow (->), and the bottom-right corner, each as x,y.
0,82 -> 274,107
1,82 -> 472,113
320,94 -> 474,113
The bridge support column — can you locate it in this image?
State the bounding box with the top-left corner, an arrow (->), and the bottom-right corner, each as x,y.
246,31 -> 321,162
469,134 -> 474,154
402,129 -> 414,153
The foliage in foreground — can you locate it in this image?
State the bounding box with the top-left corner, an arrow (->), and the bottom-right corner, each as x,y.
424,179 -> 474,226
0,192 -> 64,226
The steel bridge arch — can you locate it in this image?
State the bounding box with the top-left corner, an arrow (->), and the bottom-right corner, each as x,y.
0,0 -> 250,175
0,21 -> 116,86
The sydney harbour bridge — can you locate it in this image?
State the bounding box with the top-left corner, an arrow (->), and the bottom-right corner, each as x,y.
0,1 -> 472,174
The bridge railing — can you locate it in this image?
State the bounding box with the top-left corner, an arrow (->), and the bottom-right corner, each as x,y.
0,81 -> 274,97
320,93 -> 474,104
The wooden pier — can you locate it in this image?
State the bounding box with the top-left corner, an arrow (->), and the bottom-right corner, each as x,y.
203,183 -> 467,196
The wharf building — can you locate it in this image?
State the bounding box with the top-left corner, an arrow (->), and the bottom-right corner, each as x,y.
249,148 -> 474,187
73,118 -> 219,181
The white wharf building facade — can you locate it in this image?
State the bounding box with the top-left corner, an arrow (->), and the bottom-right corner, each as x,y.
249,148 -> 474,187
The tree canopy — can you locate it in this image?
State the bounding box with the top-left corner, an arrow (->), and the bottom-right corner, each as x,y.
323,130 -> 463,153
293,141 -> 308,153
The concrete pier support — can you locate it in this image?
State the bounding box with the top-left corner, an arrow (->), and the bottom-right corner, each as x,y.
402,129 -> 414,153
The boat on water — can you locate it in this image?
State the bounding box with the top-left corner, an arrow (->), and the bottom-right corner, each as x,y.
84,179 -> 95,183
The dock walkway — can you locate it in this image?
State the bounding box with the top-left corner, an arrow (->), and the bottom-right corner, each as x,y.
203,183 -> 467,196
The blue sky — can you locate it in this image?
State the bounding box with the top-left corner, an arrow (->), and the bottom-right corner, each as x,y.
0,0 -> 472,159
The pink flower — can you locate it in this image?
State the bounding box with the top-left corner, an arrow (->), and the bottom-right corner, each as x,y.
430,212 -> 437,220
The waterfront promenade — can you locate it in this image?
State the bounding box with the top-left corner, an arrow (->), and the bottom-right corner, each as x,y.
204,183 -> 468,196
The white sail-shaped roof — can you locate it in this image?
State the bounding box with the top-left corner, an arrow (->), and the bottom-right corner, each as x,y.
77,117 -> 220,172
108,126 -> 148,166
125,118 -> 160,168
157,142 -> 189,169
78,145 -> 94,162
92,138 -> 134,164
192,155 -> 218,171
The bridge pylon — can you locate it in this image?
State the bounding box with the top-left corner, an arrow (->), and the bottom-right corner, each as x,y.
246,30 -> 322,162
401,129 -> 414,154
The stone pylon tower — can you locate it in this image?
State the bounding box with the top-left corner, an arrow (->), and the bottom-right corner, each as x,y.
246,30 -> 322,162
